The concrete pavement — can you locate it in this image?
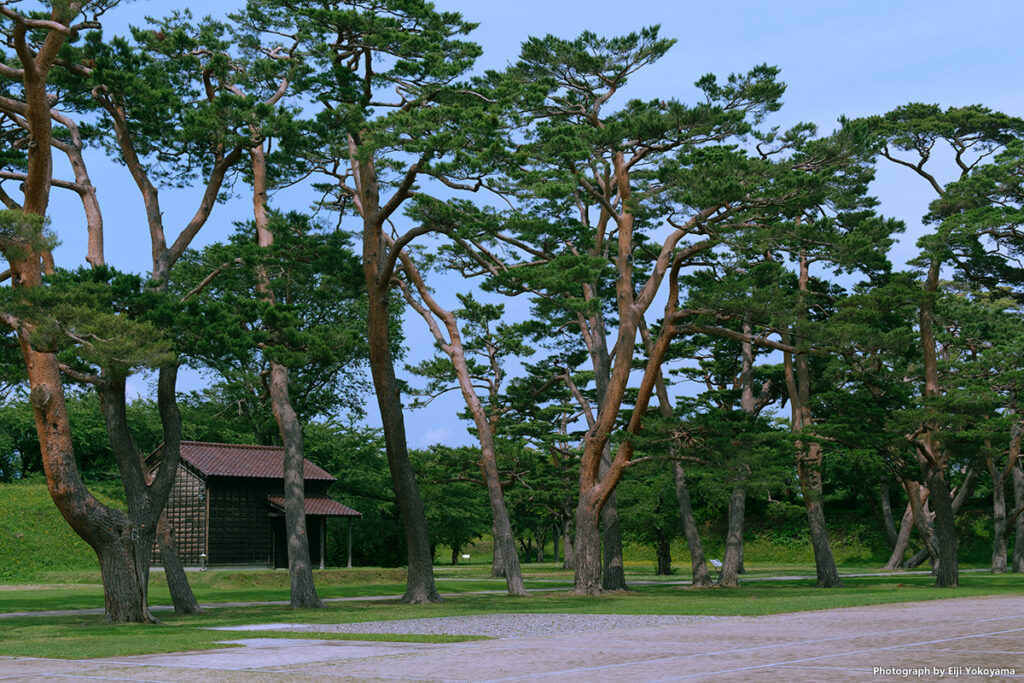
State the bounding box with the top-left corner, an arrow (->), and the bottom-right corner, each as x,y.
1,595 -> 1023,681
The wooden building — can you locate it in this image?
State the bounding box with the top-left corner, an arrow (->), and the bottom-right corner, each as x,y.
148,441 -> 361,568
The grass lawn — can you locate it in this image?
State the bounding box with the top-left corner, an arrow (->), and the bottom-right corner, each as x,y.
0,569 -> 1021,659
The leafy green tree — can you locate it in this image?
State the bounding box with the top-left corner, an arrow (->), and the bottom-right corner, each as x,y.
403,289 -> 530,594
864,103 -> 1024,586
470,27 -> 788,594
0,0 -> 167,622
251,0 -> 497,603
618,462 -> 681,575
412,445 -> 491,565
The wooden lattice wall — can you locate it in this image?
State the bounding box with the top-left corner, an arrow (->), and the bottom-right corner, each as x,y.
152,465 -> 207,565
207,479 -> 277,565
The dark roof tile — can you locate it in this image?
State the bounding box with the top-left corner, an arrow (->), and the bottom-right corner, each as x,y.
173,441 -> 335,481
267,496 -> 361,517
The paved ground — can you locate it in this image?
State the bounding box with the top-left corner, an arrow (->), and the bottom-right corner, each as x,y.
2,595 -> 1023,682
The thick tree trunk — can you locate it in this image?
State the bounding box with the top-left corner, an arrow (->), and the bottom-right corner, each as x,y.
798,448 -> 841,587
674,462 -> 713,587
363,222 -> 439,603
250,142 -> 322,609
269,361 -> 324,609
783,294 -> 841,588
601,488 -> 627,590
1014,466 -> 1024,573
927,469 -> 959,587
988,457 -> 1008,574
883,502 -> 915,570
655,534 -> 672,575
7,9 -> 157,624
905,480 -> 940,570
915,260 -> 958,588
396,244 -> 527,596
881,482 -> 899,548
491,523 -> 506,577
562,520 -> 575,570
368,304 -> 439,603
717,480 -> 746,588
480,442 -> 525,595
573,499 -> 603,594
157,514 -> 201,615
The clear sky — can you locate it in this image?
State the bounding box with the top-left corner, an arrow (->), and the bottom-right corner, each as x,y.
42,0 -> 1024,447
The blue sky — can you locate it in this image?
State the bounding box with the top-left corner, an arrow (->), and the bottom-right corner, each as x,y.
42,0 -> 1024,447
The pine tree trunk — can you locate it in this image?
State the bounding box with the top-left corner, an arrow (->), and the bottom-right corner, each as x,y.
478,434 -> 525,595
573,499 -> 603,595
562,520 -> 575,570
655,534 -> 672,575
783,292 -> 841,588
365,227 -> 439,604
883,502 -> 914,570
601,488 -> 627,590
157,514 -> 201,615
673,462 -> 713,587
798,447 -> 841,587
1013,466 -> 1024,573
881,482 -> 899,548
717,480 -> 746,588
927,468 -> 959,587
987,458 -> 1007,574
491,523 -> 506,578
269,361 -> 325,609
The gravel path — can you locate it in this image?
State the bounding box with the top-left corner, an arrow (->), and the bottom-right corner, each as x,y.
220,613 -> 733,639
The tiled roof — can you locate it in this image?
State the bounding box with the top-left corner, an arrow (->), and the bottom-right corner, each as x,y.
172,441 -> 336,481
267,496 -> 362,517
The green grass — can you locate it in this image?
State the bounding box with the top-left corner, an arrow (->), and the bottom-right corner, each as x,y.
0,574 -> 565,613
0,572 -> 1022,659
0,481 -> 120,582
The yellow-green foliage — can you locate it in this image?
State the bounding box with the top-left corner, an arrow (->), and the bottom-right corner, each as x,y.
0,481 -> 119,582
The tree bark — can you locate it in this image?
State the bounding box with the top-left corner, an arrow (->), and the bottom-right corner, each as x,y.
250,141 -> 323,609
655,534 -> 672,575
717,479 -> 746,588
491,523 -> 506,577
926,468 -> 959,587
395,252 -> 526,596
674,462 -> 713,587
573,499 -> 603,594
156,514 -> 201,615
600,453 -> 627,590
269,362 -> 325,608
1013,465 -> 1024,573
783,254 -> 841,588
2,2 -> 160,625
717,321 -> 755,589
987,456 -> 1008,574
883,501 -> 915,570
881,482 -> 899,548
914,258 -> 958,587
562,520 -> 575,570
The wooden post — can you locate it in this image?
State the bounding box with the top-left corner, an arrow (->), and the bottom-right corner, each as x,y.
347,517 -> 353,569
